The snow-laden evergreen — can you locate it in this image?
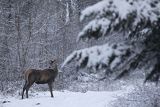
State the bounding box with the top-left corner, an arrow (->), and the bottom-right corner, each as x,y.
78,0 -> 160,40
63,0 -> 160,81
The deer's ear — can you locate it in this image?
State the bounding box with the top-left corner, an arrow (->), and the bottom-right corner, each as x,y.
53,59 -> 57,63
49,60 -> 54,64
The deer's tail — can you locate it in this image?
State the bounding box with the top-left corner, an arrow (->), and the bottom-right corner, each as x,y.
24,69 -> 32,82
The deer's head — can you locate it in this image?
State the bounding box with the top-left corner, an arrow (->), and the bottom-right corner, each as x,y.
49,59 -> 58,69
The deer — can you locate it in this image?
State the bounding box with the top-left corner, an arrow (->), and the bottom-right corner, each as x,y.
22,59 -> 58,99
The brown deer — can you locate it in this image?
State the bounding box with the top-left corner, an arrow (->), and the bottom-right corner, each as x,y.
22,59 -> 58,99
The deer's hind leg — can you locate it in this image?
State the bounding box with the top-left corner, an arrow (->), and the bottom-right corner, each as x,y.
25,81 -> 34,98
25,73 -> 36,98
22,81 -> 27,99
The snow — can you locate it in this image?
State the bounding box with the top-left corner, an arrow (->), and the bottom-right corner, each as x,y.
79,0 -> 160,40
78,18 -> 110,41
58,69 -> 63,73
1,85 -> 135,107
65,3 -> 70,24
80,0 -> 133,21
62,43 -> 130,71
62,51 -> 77,68
81,0 -> 159,22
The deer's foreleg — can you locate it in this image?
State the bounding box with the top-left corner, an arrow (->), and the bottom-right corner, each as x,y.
48,82 -> 53,98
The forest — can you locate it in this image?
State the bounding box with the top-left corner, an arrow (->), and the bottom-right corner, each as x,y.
0,0 -> 160,107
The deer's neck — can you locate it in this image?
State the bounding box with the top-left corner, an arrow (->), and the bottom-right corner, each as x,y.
50,64 -> 58,70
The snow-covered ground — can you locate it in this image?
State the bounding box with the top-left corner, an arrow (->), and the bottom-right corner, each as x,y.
1,85 -> 134,107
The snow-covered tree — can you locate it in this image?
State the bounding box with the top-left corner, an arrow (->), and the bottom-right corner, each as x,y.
63,0 -> 160,82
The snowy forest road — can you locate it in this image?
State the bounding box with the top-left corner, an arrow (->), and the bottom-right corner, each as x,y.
1,85 -> 134,107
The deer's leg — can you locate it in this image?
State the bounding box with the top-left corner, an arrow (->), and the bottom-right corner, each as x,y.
48,82 -> 53,98
22,81 -> 27,99
26,82 -> 34,98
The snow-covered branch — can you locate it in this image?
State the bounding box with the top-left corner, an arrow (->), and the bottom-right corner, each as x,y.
62,43 -> 131,72
65,2 -> 70,24
78,18 -> 110,41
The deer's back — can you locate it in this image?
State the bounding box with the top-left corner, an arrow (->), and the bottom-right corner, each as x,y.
24,68 -> 58,84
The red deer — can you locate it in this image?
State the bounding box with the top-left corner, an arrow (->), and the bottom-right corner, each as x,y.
22,59 -> 58,99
